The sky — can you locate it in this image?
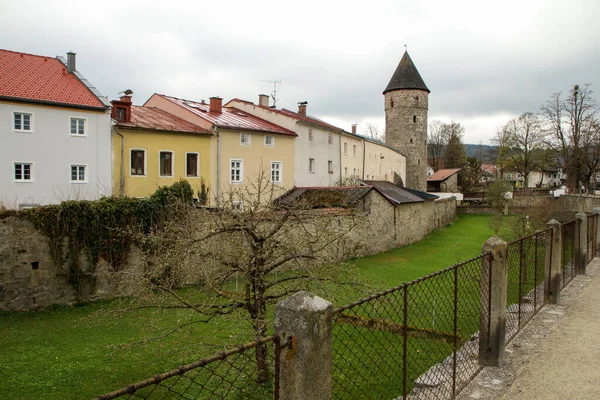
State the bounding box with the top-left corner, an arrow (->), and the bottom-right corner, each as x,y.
1,0 -> 599,144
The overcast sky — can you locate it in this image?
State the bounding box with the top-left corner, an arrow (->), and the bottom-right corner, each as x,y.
1,0 -> 599,144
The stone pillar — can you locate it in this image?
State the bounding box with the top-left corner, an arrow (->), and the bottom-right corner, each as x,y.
594,208 -> 600,257
479,236 -> 508,367
546,219 -> 562,304
274,291 -> 333,400
577,211 -> 588,274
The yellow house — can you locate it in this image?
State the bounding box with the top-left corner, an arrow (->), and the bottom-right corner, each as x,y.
111,95 -> 212,198
144,94 -> 297,206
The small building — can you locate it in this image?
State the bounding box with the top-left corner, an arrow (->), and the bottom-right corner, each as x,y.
427,168 -> 460,192
0,49 -> 111,208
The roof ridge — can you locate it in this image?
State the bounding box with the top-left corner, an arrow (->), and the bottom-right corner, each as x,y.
0,48 -> 57,59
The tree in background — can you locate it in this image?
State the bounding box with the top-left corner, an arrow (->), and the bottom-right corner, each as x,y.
427,120 -> 447,171
443,122 -> 467,168
461,157 -> 483,192
540,84 -> 600,190
493,112 -> 545,187
363,122 -> 384,141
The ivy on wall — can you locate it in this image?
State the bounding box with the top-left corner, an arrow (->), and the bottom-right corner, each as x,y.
0,180 -> 195,299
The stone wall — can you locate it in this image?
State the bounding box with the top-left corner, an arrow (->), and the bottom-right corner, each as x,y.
457,195 -> 600,216
0,195 -> 457,311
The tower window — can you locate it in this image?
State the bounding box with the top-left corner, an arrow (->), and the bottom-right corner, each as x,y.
418,159 -> 420,165
413,115 -> 417,123
410,139 -> 413,144
415,95 -> 419,101
390,99 -> 394,108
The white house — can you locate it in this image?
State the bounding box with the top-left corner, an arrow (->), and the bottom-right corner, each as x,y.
0,49 -> 112,208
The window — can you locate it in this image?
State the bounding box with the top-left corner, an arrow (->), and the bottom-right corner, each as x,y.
131,150 -> 145,176
186,153 -> 199,177
328,133 -> 333,145
14,112 -> 32,132
232,200 -> 244,212
14,162 -> 33,181
116,107 -> 126,121
352,144 -> 357,156
70,118 -> 86,136
240,132 -> 251,146
231,159 -> 243,183
264,135 -> 274,147
344,142 -> 348,155
328,160 -> 333,174
308,129 -> 314,141
271,161 -> 282,183
70,164 -> 87,183
159,151 -> 173,177
413,115 -> 417,123
344,167 -> 348,177
390,100 -> 394,108
309,158 -> 315,173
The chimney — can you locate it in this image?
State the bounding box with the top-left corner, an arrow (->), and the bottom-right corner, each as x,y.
351,124 -> 357,135
67,51 -> 76,73
258,94 -> 270,107
111,90 -> 133,123
298,101 -> 308,116
210,97 -> 223,113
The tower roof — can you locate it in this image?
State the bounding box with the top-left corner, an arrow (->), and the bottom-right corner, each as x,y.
383,51 -> 430,94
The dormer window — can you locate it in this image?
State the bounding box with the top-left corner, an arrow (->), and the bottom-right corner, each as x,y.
116,107 -> 126,122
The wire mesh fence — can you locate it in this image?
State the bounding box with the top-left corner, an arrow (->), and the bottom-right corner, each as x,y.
561,219 -> 578,289
331,254 -> 491,400
587,213 -> 597,264
94,335 -> 284,400
505,229 -> 552,343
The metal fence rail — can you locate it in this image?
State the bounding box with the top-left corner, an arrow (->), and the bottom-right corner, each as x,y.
587,213 -> 598,264
561,219 -> 578,288
331,254 -> 491,400
505,229 -> 552,343
94,335 -> 284,400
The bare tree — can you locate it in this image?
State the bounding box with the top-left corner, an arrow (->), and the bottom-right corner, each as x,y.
427,120 -> 447,172
363,122 -> 384,141
493,112 -> 545,187
131,171 -> 364,381
540,84 -> 600,190
442,121 -> 467,169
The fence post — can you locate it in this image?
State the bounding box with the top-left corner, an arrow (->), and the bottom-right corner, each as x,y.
594,208 -> 600,256
577,211 -> 587,274
479,236 -> 508,367
546,219 -> 562,304
274,291 -> 333,400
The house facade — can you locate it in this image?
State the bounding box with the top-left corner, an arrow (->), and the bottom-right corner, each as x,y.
111,95 -> 212,198
145,94 -> 297,204
0,49 -> 111,208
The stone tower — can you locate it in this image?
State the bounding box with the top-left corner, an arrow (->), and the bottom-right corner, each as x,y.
383,51 -> 430,191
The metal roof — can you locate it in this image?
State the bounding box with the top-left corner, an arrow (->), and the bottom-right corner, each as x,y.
116,105 -> 210,134
427,169 -> 461,182
159,95 -> 296,136
0,49 -> 106,109
361,180 -> 438,204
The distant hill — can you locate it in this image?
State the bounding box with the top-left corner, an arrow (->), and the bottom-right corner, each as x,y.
464,144 -> 497,164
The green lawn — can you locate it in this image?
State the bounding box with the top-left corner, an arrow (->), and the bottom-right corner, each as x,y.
0,214 -> 493,400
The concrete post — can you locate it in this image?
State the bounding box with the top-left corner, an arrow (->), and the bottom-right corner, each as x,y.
594,208 -> 600,257
274,291 -> 333,400
479,236 -> 508,367
577,211 -> 588,274
546,219 -> 562,304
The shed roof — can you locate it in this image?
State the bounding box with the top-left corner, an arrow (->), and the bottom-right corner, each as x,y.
0,49 -> 106,109
383,51 -> 430,94
361,180 -> 438,204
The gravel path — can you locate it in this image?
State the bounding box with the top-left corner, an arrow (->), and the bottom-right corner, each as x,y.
457,258 -> 600,400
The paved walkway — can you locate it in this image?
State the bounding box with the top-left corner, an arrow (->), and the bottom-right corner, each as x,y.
457,259 -> 600,400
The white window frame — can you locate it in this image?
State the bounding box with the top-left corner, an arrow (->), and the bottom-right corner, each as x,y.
353,144 -> 357,157
230,159 -> 243,183
130,148 -> 147,177
69,116 -> 87,137
328,133 -> 333,145
13,162 -> 34,182
271,161 -> 282,183
264,135 -> 274,148
308,129 -> 314,141
158,150 -> 174,177
240,132 -> 251,146
70,163 -> 88,183
232,200 -> 244,212
344,142 -> 348,155
328,160 -> 333,174
344,167 -> 348,177
309,158 -> 315,174
13,111 -> 34,133
185,152 -> 200,178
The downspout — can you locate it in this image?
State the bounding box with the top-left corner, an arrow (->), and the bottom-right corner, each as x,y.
111,122 -> 125,196
213,125 -> 221,207
362,138 -> 366,180
339,131 -> 343,184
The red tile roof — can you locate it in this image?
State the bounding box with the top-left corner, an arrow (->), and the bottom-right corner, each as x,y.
117,105 -> 210,134
0,49 -> 105,109
159,95 -> 296,136
427,168 -> 461,182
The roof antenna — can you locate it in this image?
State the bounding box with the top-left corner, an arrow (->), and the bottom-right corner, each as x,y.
260,79 -> 281,107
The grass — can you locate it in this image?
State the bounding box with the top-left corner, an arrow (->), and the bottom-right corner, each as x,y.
0,214 -> 493,400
